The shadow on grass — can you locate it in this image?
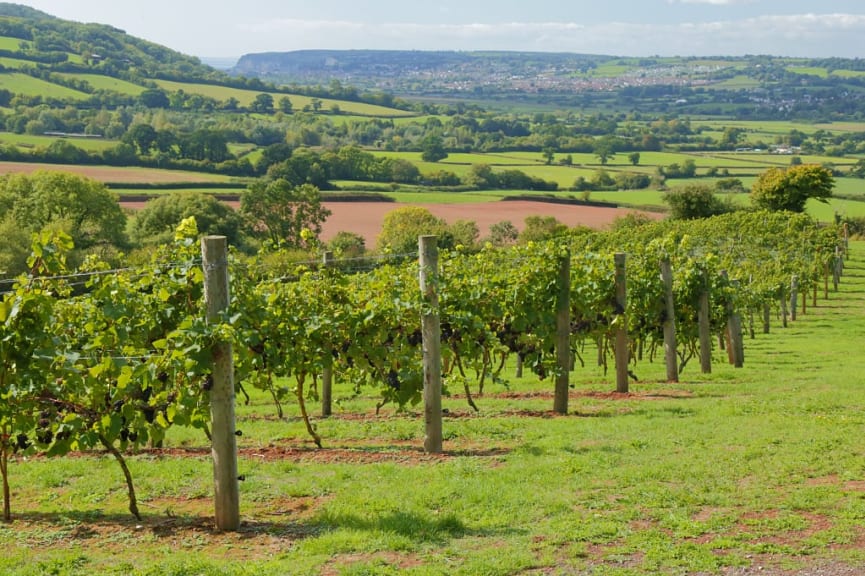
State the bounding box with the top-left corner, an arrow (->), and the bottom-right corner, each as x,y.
4,509 -> 321,542
309,509 -> 515,545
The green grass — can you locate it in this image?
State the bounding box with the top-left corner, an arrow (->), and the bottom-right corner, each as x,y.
0,56 -> 33,69
0,132 -> 119,152
153,80 -> 416,117
55,73 -> 146,96
788,66 -> 830,78
0,35 -> 25,51
0,72 -> 89,100
4,243 -> 865,574
707,75 -> 761,90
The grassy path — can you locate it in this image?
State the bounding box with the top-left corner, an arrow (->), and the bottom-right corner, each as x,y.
3,245 -> 865,575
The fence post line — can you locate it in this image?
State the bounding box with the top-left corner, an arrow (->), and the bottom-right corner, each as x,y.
419,236 -> 443,454
321,250 -> 334,418
553,249 -> 570,414
201,236 -> 240,532
660,258 -> 679,383
698,267 -> 712,374
614,253 -> 629,393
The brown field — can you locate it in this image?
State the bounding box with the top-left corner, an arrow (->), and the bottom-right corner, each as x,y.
121,199 -> 663,246
320,201 -> 662,246
0,161 -> 230,183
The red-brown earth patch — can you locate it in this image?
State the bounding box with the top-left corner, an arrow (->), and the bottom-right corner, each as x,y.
119,198 -> 662,247
0,161 -> 227,183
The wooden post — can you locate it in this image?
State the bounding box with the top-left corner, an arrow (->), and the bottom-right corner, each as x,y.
698,268 -> 712,374
660,258 -> 678,383
614,253 -> 629,393
419,236 -> 442,454
728,280 -> 745,368
812,283 -> 817,309
721,271 -> 744,368
834,247 -> 842,289
824,263 -> 830,300
801,286 -> 807,315
789,275 -> 798,322
762,302 -> 770,334
321,251 -> 334,418
553,250 -> 570,414
515,354 -> 523,378
201,236 -> 240,532
780,287 -> 788,328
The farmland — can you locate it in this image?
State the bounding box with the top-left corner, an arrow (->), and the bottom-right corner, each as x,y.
0,209 -> 860,575
153,80 -> 416,117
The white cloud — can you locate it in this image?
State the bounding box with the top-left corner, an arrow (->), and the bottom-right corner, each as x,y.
239,13 -> 865,58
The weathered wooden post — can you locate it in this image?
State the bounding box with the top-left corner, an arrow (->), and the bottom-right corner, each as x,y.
698,267 -> 712,374
419,236 -> 442,454
554,249 -> 570,414
721,271 -> 744,368
789,274 -> 798,321
614,253 -> 629,393
780,286 -> 788,328
762,302 -> 771,335
321,251 -> 334,418
834,246 -> 843,289
660,258 -> 678,383
201,236 -> 240,532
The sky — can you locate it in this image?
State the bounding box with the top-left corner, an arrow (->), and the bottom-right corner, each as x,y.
14,0 -> 865,60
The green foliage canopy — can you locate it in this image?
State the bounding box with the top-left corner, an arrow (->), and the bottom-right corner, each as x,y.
750,164 -> 835,212
127,191 -> 244,247
0,171 -> 127,251
240,179 -> 331,248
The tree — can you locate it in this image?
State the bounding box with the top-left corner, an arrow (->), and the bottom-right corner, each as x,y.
0,214 -> 31,277
0,171 -> 127,252
719,127 -> 745,149
542,147 -> 555,165
376,206 -> 451,254
240,179 -> 331,248
388,158 -> 420,184
593,139 -> 616,165
421,135 -> 448,163
750,164 -> 834,213
449,219 -> 479,249
124,123 -> 157,155
664,184 -> 732,220
138,88 -> 169,109
628,152 -> 641,166
250,93 -> 274,114
127,192 -> 244,247
278,96 -> 293,114
518,215 -> 567,243
487,220 -> 518,247
327,231 -> 365,258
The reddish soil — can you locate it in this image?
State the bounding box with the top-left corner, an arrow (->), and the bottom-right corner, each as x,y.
318,201 -> 662,246
119,198 -> 661,246
0,161 -> 226,183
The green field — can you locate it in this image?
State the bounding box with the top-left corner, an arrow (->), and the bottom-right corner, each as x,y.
0,56 -> 33,69
0,72 -> 89,100
706,75 -> 761,90
56,73 -> 146,95
0,35 -> 25,51
154,80 -> 416,117
0,132 -> 119,152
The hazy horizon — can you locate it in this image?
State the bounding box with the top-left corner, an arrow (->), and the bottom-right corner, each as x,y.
11,0 -> 865,60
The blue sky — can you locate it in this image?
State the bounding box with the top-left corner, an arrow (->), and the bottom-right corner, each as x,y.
16,0 -> 865,59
